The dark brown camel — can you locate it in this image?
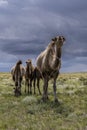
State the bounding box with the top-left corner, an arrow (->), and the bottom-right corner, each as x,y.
36,36 -> 65,102
25,59 -> 41,94
11,60 -> 25,96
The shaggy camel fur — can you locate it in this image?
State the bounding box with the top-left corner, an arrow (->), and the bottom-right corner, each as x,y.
11,60 -> 25,96
25,59 -> 41,94
36,36 -> 65,102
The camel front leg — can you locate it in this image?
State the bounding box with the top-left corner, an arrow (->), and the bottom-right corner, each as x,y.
33,78 -> 36,94
42,77 -> 48,101
26,79 -> 29,94
18,80 -> 22,95
53,78 -> 58,102
37,78 -> 41,95
25,79 -> 29,94
30,79 -> 32,94
25,80 -> 27,93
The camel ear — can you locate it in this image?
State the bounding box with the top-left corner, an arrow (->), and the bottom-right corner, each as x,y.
17,60 -> 22,65
62,36 -> 66,41
26,60 -> 29,64
52,37 -> 57,41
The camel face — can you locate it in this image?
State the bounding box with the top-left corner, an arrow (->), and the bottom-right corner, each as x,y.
52,36 -> 65,48
17,60 -> 22,65
25,59 -> 33,75
26,59 -> 32,66
26,59 -> 32,63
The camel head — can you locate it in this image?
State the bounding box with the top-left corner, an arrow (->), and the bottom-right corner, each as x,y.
52,36 -> 65,48
16,60 -> 22,65
26,59 -> 32,66
25,59 -> 33,74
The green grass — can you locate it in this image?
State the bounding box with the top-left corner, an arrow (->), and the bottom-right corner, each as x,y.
0,72 -> 87,130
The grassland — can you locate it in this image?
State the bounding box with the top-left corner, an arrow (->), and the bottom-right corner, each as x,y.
0,72 -> 87,130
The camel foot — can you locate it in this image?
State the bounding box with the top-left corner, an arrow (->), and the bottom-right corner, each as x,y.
41,96 -> 49,102
39,92 -> 42,95
41,97 -> 46,102
30,91 -> 32,95
54,98 -> 58,103
54,98 -> 60,104
19,92 -> 22,95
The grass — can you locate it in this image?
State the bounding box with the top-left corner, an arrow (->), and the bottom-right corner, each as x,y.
0,72 -> 87,130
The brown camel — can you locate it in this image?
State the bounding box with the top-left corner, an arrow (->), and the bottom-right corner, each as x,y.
34,66 -> 42,94
25,59 -> 41,94
36,36 -> 65,102
11,60 -> 25,96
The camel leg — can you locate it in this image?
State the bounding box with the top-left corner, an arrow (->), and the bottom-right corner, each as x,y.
28,80 -> 30,94
42,80 -> 46,101
18,80 -> 21,95
25,79 -> 29,94
37,78 -> 41,95
53,78 -> 58,102
42,77 -> 48,101
25,80 -> 27,93
30,79 -> 32,94
20,82 -> 22,95
14,86 -> 16,96
33,78 -> 36,94
19,85 -> 21,95
15,81 -> 19,96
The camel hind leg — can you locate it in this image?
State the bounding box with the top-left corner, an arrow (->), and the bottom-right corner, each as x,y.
30,79 -> 32,94
42,76 -> 49,101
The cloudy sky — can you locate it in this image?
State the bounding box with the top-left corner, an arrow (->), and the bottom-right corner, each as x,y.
0,0 -> 87,72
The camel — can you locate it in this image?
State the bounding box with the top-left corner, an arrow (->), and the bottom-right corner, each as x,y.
36,36 -> 65,102
34,67 -> 42,95
25,59 -> 34,94
25,59 -> 41,95
11,60 -> 25,96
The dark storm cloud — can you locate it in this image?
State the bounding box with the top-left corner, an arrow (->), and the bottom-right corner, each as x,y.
0,0 -> 87,72
1,39 -> 45,55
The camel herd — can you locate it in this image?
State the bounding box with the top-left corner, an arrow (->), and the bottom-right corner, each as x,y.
11,36 -> 65,102
11,59 -> 42,96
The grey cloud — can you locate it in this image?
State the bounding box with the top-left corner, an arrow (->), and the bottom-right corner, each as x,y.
0,0 -> 87,72
0,39 -> 45,55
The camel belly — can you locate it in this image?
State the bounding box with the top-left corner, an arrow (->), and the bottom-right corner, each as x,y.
42,69 -> 59,79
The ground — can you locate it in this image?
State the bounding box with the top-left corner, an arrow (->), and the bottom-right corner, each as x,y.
0,72 -> 87,130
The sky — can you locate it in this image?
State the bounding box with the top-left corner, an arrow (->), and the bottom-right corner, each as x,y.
0,0 -> 87,72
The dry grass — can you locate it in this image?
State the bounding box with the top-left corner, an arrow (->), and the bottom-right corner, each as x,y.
0,72 -> 87,130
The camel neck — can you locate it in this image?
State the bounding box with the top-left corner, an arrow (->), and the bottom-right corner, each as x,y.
49,45 -> 61,70
55,45 -> 61,59
14,64 -> 21,77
